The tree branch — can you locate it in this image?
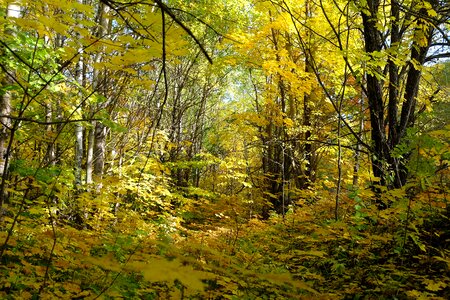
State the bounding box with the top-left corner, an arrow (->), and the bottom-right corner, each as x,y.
0,115 -> 101,125
153,0 -> 212,64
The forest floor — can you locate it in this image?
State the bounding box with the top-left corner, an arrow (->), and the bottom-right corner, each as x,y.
0,189 -> 449,299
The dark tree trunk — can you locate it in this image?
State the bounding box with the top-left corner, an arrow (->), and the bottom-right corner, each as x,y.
302,50 -> 315,188
361,0 -> 436,192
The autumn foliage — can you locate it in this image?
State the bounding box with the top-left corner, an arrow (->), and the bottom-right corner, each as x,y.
0,0 -> 449,299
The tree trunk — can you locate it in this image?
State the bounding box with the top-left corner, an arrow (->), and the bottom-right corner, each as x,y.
0,4 -> 20,207
353,94 -> 365,187
90,2 -> 110,185
44,103 -> 55,166
54,100 -> 63,165
300,0 -> 318,189
93,121 -> 106,180
361,0 -> 436,191
86,123 -> 95,184
303,52 -> 315,188
75,124 -> 84,185
361,0 -> 389,188
0,84 -> 11,207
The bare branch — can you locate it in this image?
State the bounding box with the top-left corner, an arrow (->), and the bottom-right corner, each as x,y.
0,115 -> 101,125
425,52 -> 450,62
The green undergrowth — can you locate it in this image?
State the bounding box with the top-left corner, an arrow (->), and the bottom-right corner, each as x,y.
0,187 -> 449,299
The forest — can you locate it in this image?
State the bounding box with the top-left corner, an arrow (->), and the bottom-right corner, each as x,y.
0,0 -> 449,298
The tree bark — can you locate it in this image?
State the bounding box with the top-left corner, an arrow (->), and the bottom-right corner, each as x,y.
90,2 -> 110,185
74,124 -> 84,185
303,51 -> 315,188
86,123 -> 95,184
361,0 -> 389,187
0,4 -> 20,206
361,0 -> 437,191
353,93 -> 365,187
44,103 -> 55,166
0,84 -> 11,206
93,121 -> 106,180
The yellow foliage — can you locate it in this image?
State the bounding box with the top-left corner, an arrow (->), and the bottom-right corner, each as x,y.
423,279 -> 447,291
127,256 -> 214,292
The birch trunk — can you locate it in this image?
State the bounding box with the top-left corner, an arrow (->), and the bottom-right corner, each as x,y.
0,4 -> 20,206
85,123 -> 95,184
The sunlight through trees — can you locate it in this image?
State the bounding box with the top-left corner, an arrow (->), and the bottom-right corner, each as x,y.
0,0 -> 448,298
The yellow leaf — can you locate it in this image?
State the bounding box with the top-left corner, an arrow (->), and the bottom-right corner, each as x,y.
283,117 -> 294,127
37,15 -> 68,35
294,250 -> 327,257
261,273 -> 316,293
63,282 -> 81,294
427,8 -> 437,17
423,279 -> 447,291
82,254 -> 122,272
19,291 -> 33,299
127,257 -> 213,291
75,291 -> 91,298
406,290 -> 424,298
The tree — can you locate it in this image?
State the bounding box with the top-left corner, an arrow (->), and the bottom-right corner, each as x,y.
0,3 -> 18,206
275,0 -> 449,199
336,0 -> 448,190
229,0 -> 342,216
